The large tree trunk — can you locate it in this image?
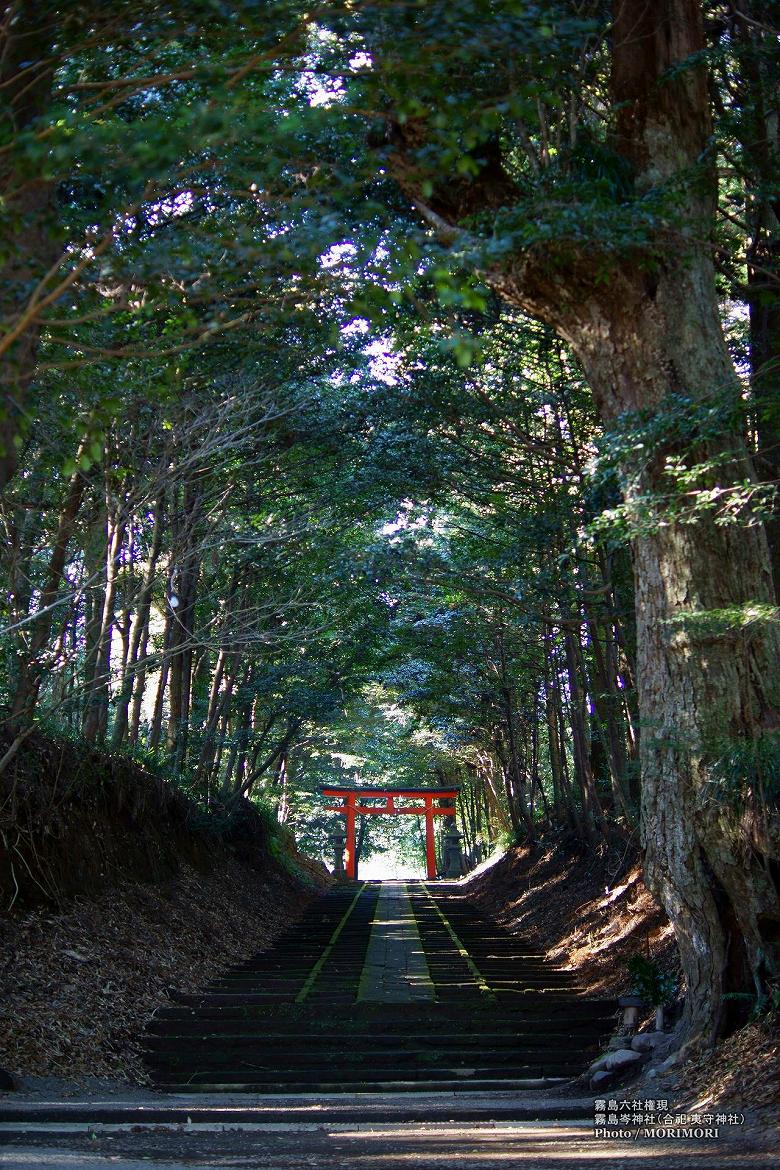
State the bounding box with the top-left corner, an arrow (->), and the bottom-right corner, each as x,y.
504,0 -> 780,1045
385,0 -> 780,1043
568,1 -> 780,1041
521,0 -> 780,1038
567,261 -> 780,1040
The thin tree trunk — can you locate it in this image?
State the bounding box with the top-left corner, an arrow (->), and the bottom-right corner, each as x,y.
494,737 -> 521,836
581,599 -> 634,824
502,688 -> 535,838
550,638 -> 585,838
497,630 -> 535,838
148,611 -> 172,753
275,751 -> 290,823
83,474 -> 125,742
238,718 -> 304,798
114,493 -> 165,747
479,754 -> 511,835
561,623 -> 605,843
10,458 -> 88,724
543,635 -> 566,824
192,573 -> 243,787
192,649 -> 230,788
166,481 -> 201,772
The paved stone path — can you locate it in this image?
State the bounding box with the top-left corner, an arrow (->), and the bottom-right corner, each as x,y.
356,881 -> 434,1002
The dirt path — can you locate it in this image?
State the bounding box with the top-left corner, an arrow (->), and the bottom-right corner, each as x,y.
1,1114 -> 775,1168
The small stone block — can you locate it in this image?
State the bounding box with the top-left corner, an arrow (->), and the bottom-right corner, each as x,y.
590,1069 -> 615,1090
631,1031 -> 665,1053
605,1048 -> 644,1071
618,995 -> 645,1008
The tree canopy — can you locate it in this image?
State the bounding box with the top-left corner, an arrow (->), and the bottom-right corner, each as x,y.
1,0 -> 780,1050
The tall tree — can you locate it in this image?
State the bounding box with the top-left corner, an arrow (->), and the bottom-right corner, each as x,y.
336,0 -> 780,1043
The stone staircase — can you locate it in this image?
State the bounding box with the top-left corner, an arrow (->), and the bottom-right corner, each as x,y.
144,880 -> 616,1093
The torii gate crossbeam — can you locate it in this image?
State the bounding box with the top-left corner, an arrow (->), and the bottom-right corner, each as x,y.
321,786 -> 458,880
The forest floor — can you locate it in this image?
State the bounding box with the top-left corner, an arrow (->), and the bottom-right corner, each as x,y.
466,830 -> 677,998
0,852 -> 324,1085
466,832 -> 780,1136
1,821 -> 777,1156
0,728 -> 329,1088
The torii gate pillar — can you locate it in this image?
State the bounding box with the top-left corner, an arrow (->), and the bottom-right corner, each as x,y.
423,794 -> 436,880
344,791 -> 357,880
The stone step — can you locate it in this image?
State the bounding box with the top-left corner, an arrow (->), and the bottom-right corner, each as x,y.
0,1098 -> 595,1127
152,999 -> 615,1023
144,1044 -> 594,1068
152,1075 -> 572,1093
143,881 -> 613,1093
152,1063 -> 580,1082
146,1023 -> 609,1042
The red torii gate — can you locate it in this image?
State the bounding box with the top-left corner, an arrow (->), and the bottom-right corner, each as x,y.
322,785 -> 458,880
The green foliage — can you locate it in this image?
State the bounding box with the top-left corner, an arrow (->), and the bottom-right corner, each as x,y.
3,0 -> 778,888
627,956 -> 677,1007
707,730 -> 780,805
664,603 -> 780,640
586,389 -> 777,542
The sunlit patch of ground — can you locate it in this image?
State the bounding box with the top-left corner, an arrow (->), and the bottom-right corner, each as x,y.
357,851 -> 426,880
464,835 -> 676,999
676,1017 -> 780,1129
462,832 -> 779,1142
